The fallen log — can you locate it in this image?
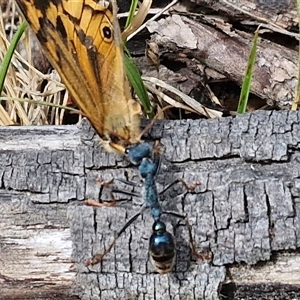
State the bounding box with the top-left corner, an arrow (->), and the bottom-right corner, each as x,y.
1,110 -> 300,299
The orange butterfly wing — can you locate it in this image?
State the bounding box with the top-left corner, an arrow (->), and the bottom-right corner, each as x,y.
16,0 -> 141,149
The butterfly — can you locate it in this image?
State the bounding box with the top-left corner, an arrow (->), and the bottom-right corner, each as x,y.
15,0 -> 143,153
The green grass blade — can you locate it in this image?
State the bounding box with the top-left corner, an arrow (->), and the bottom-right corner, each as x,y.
125,0 -> 139,28
122,1 -> 154,118
0,21 -> 28,96
292,0 -> 300,110
237,25 -> 260,114
124,53 -> 154,118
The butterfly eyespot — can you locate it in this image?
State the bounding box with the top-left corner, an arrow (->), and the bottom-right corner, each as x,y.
101,24 -> 113,42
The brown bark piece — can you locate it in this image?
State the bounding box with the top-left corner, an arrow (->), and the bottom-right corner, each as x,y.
145,0 -> 298,110
191,0 -> 297,29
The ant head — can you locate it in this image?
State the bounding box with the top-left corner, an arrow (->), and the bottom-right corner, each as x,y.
125,142 -> 152,165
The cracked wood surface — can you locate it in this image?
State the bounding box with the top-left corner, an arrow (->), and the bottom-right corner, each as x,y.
1,111 -> 300,299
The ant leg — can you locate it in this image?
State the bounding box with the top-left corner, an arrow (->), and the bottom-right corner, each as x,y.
111,188 -> 140,198
85,190 -> 118,207
160,179 -> 201,195
114,177 -> 141,187
162,179 -> 210,260
85,209 -> 143,266
110,178 -> 141,201
85,178 -> 117,207
85,177 -> 140,208
162,211 -> 211,261
162,210 -> 186,219
96,178 -> 115,187
178,179 -> 201,191
185,217 -> 212,261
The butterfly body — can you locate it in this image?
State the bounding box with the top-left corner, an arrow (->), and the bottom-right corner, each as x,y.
16,0 -> 141,151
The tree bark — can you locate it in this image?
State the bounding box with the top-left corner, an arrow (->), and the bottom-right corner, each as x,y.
192,0 -> 297,28
144,0 -> 298,110
1,111 -> 300,299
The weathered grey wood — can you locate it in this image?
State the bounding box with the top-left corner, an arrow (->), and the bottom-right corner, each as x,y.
1,111 -> 300,299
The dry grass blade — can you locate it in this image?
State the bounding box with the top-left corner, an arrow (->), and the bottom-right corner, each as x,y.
142,76 -> 223,118
0,11 -> 29,124
143,82 -> 197,114
121,0 -> 152,41
0,104 -> 13,125
126,0 -> 178,41
0,1 -> 72,126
